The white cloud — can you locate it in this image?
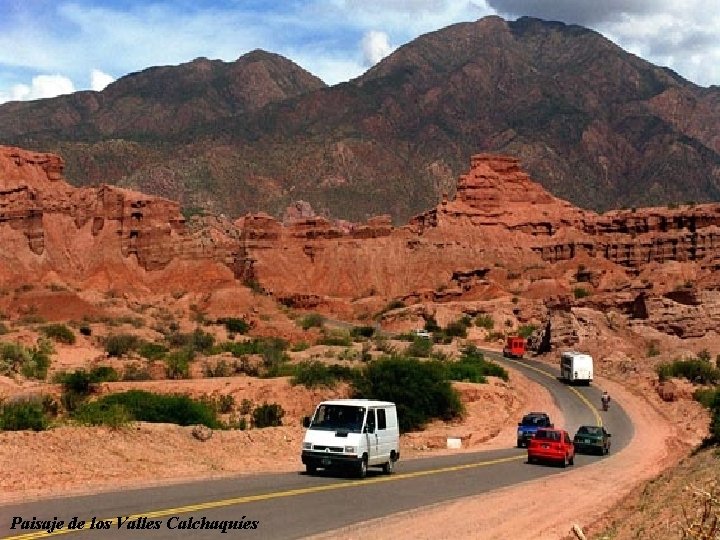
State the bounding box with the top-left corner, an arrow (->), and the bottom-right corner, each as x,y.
361,30 -> 395,66
486,0 -> 720,87
90,69 -> 114,91
0,0 -> 717,104
0,74 -> 75,103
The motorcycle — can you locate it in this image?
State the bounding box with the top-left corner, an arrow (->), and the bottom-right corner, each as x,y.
601,396 -> 610,411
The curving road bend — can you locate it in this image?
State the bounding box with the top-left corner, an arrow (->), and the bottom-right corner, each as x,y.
0,357 -> 633,540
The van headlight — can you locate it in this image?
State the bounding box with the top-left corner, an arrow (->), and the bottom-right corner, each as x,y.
303,443 -> 312,450
344,446 -> 356,454
517,429 -> 523,436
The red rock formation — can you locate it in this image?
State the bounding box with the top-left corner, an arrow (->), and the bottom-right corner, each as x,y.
2,145 -> 719,341
0,146 -> 238,291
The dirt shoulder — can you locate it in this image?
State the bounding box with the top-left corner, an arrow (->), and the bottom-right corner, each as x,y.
307,377 -> 688,540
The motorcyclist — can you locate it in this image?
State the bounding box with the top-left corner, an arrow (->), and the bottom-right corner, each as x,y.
601,391 -> 611,411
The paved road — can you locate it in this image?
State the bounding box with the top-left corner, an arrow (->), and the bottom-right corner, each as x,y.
0,357 -> 632,540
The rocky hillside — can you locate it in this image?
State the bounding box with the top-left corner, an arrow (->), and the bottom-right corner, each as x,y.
0,16 -> 718,222
2,144 -> 720,349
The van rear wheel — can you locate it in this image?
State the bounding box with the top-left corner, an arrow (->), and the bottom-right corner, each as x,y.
382,457 -> 394,475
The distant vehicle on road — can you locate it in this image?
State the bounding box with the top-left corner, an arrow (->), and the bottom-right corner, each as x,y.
301,399 -> 400,478
573,425 -> 611,455
516,412 -> 553,447
412,329 -> 432,339
503,336 -> 526,358
559,351 -> 594,385
527,428 -> 575,467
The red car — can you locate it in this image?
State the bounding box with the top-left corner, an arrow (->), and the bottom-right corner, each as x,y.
527,428 -> 575,467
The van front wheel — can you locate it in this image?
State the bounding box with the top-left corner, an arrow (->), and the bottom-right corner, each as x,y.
356,457 -> 368,478
305,464 -> 317,474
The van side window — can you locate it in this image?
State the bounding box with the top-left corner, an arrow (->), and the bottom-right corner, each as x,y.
377,408 -> 387,430
366,409 -> 376,433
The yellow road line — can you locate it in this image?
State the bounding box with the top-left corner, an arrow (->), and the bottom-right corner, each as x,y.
4,357 -> 602,540
2,454 -> 525,540
503,357 -> 603,426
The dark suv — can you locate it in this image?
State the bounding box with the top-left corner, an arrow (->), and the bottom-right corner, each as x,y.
517,412 -> 553,447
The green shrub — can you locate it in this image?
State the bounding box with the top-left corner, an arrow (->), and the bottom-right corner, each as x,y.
165,349 -> 193,379
1,339 -> 54,380
646,341 -> 660,357
73,390 -> 220,428
105,334 -> 140,357
657,358 -> 720,385
432,331 -> 453,345
138,341 -> 167,361
79,323 -> 92,336
0,398 -> 49,431
350,325 -> 376,339
573,287 -> 590,299
73,402 -> 132,429
317,331 -> 352,347
217,394 -> 235,414
485,331 -> 505,342
57,367 -> 119,412
517,325 -> 537,339
423,316 -> 441,333
165,328 -> 214,353
239,398 -> 254,415
446,345 -> 509,382
299,313 -> 325,330
692,387 -> 720,444
204,359 -> 233,378
40,324 -> 76,345
122,363 -> 152,381
291,361 -> 360,389
290,341 -> 310,352
406,336 -> 433,358
215,337 -> 288,358
252,402 -> 284,428
444,320 -> 468,338
475,314 -> 495,330
218,317 -> 250,335
353,356 -> 463,432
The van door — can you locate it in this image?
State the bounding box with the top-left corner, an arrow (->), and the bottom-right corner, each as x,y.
365,408 -> 379,464
375,407 -> 390,461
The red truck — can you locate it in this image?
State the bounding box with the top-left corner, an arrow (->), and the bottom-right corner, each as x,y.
503,336 -> 526,358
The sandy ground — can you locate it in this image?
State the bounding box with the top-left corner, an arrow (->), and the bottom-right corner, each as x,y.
0,366 -> 555,504
307,376 -> 687,540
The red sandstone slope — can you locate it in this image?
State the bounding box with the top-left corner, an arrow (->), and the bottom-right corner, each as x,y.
2,144 -> 719,341
0,146 -> 238,292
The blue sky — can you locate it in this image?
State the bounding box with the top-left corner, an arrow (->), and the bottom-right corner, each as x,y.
1,0 -> 718,103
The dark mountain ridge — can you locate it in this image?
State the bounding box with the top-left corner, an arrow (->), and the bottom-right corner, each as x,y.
0,16 -> 718,222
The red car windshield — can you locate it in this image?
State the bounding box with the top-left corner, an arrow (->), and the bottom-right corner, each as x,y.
534,430 -> 561,441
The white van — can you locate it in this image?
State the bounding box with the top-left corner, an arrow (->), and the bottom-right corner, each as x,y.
301,399 -> 400,478
560,351 -> 594,385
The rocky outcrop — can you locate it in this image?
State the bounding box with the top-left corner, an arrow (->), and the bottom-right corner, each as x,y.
2,144 -> 719,341
0,146 -> 240,289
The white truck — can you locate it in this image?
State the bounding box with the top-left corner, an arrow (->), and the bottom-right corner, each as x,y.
560,351 -> 594,385
301,399 -> 400,478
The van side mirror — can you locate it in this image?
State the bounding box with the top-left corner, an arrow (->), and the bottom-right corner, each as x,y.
302,416 -> 311,428
517,422 -> 522,426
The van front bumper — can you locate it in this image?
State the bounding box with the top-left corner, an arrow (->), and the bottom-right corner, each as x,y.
301,450 -> 362,467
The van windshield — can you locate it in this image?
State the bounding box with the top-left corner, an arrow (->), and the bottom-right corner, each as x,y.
309,405 -> 366,433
